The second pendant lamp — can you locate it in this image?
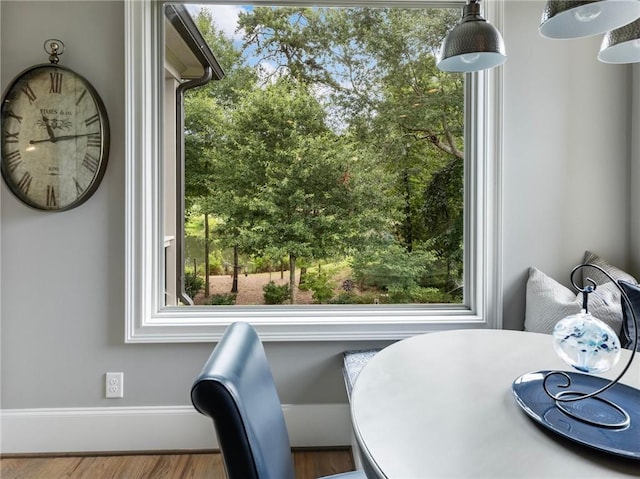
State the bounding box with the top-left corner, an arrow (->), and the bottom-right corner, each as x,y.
539,0 -> 640,39
598,17 -> 640,63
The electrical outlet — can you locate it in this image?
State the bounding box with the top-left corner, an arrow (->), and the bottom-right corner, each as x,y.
105,372 -> 124,398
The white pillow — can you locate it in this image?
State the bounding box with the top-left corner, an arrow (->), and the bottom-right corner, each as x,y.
524,267 -> 623,335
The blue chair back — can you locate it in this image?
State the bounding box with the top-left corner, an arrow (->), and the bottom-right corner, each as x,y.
191,322 -> 295,479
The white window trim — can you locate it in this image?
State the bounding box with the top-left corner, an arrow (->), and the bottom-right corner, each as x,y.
124,0 -> 503,343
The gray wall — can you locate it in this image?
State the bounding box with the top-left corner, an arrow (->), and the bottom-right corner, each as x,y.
501,0 -> 633,330
0,1 -> 634,409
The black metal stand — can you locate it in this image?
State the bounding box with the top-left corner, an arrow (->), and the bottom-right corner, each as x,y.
542,263 -> 638,429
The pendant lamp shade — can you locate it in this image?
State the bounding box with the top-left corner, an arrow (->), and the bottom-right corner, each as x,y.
540,0 -> 640,39
437,0 -> 506,73
598,18 -> 640,63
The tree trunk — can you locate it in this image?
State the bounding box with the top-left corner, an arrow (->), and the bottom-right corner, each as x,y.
289,254 -> 297,304
204,213 -> 210,298
299,266 -> 307,287
231,245 -> 239,293
403,168 -> 413,252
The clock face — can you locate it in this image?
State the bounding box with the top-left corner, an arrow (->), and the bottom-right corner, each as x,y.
1,64 -> 109,211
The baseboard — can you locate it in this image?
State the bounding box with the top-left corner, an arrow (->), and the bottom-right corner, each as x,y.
0,404 -> 352,455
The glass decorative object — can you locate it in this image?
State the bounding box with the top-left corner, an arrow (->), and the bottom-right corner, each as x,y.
552,309 -> 621,374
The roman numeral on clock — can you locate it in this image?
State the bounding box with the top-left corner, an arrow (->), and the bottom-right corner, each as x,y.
87,133 -> 101,148
46,185 -> 57,207
21,83 -> 37,104
5,150 -> 21,172
17,171 -> 32,194
74,177 -> 84,196
82,152 -> 99,174
6,109 -> 23,123
5,131 -> 19,143
75,89 -> 87,106
49,72 -> 63,94
85,114 -> 100,127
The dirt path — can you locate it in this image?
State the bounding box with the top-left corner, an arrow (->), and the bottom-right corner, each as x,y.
195,271 -> 314,305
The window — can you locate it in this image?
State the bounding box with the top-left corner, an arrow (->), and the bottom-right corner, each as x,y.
125,0 -> 503,343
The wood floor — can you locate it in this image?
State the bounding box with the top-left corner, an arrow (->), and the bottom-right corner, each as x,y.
0,448 -> 356,479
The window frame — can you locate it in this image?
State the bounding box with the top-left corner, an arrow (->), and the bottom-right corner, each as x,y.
124,0 -> 504,343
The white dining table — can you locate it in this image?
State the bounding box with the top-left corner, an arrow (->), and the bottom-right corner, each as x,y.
350,329 -> 640,479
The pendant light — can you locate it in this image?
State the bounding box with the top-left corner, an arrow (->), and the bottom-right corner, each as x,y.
437,0 -> 506,73
598,17 -> 640,63
539,0 -> 640,39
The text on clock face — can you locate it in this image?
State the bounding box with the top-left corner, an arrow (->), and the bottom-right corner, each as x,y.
40,108 -> 72,116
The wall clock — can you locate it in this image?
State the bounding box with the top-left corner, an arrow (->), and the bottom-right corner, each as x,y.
1,39 -> 109,211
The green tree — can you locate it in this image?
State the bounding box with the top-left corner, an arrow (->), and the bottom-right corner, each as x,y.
214,80 -> 392,303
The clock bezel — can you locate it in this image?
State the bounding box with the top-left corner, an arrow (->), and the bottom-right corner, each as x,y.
0,63 -> 110,212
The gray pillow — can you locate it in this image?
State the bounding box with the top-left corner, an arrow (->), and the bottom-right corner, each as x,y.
525,267 -> 623,335
581,250 -> 637,287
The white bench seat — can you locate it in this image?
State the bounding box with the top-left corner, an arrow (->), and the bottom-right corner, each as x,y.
342,349 -> 381,400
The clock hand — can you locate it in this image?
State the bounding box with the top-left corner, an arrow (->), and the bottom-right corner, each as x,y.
48,133 -> 97,142
41,114 -> 56,141
29,137 -> 56,144
29,133 -> 97,144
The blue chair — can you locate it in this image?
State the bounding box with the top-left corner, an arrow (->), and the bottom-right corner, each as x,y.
191,321 -> 366,479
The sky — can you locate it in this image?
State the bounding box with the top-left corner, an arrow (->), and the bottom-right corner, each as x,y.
188,3 -> 248,41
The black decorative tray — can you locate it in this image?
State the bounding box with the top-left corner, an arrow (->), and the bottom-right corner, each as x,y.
512,370 -> 640,460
